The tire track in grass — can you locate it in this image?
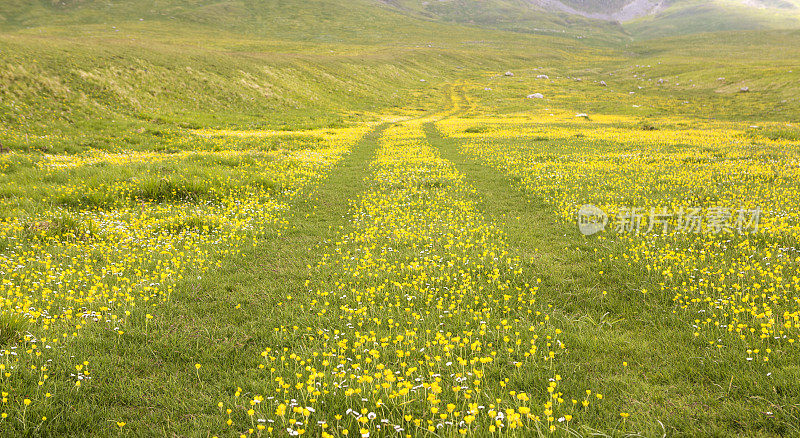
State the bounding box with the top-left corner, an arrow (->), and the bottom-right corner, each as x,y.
212,119 -> 607,437
422,120 -> 795,435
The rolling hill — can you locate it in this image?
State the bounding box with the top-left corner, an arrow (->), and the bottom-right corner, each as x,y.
3,0 -> 799,41
625,0 -> 800,38
378,0 -> 800,38
1,0 -> 798,154
0,0 -> 612,153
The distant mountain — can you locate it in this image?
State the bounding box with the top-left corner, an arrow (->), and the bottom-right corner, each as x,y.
376,0 -> 629,41
1,0 -> 799,40
526,0 -> 665,21
625,0 -> 800,38
379,0 -> 800,38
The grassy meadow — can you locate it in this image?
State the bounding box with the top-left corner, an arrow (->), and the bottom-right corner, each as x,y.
1,1 -> 800,436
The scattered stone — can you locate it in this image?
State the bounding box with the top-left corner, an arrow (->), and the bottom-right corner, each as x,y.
599,80 -> 607,86
575,113 -> 589,118
717,77 -> 725,81
536,74 -> 549,79
527,93 -> 544,99
504,71 -> 514,77
740,86 -> 750,92
484,87 -> 492,91
657,78 -> 665,84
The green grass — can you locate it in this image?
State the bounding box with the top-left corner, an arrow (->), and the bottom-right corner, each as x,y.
425,121 -> 800,436
626,0 -> 800,39
0,312 -> 30,347
0,14 -> 605,154
0,126 -> 388,436
1,1 -> 800,436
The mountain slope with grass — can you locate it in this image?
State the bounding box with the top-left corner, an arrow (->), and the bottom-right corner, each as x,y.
1,0 -> 526,43
376,0 -> 629,41
625,0 -> 800,38
378,0 -> 800,38
3,0 -> 799,42
0,0 -> 614,154
2,0 -> 798,155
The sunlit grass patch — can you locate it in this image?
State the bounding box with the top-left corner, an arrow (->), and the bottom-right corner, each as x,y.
0,312 -> 30,347
438,111 -> 800,369
211,121 -> 605,437
0,125 -> 369,432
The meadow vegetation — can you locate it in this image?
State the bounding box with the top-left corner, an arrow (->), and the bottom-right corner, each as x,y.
1,1 -> 799,436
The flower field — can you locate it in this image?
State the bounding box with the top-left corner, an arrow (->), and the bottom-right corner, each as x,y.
1,18 -> 800,434
0,126 -> 369,429
436,112 -> 800,365
213,120 -> 605,436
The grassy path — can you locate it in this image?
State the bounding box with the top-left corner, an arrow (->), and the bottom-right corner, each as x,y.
51,125 -> 387,435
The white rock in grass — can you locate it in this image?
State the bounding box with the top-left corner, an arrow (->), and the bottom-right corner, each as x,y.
740,86 -> 750,92
527,93 -> 544,99
537,74 -> 549,79
504,71 -> 514,77
599,80 -> 607,86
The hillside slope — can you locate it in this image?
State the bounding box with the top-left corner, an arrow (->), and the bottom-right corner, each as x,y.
377,0 -> 629,41
0,0 -> 615,154
2,0 -> 798,156
4,0 -> 799,41
0,0 -> 494,43
378,0 -> 800,38
0,0 -> 631,43
625,0 -> 800,38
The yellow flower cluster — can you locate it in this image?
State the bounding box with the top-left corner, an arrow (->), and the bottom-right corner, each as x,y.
0,126 -> 368,425
218,121 -> 601,437
437,114 -> 800,362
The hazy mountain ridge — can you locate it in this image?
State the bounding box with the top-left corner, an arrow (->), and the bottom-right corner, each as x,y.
1,0 -> 799,41
527,0 -> 666,21
531,0 -> 800,21
380,0 -> 800,37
